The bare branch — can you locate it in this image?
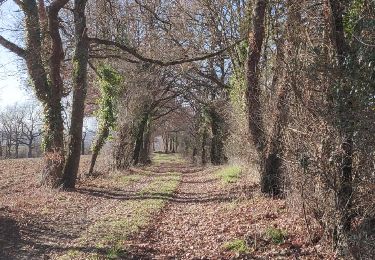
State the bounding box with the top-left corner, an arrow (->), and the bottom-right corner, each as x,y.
0,35 -> 26,58
89,37 -> 244,66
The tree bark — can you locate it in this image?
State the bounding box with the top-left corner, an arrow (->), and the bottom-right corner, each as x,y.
246,0 -> 268,193
88,126 -> 109,176
201,126 -> 208,165
27,141 -> 33,158
263,34 -> 287,196
209,107 -> 227,165
327,0 -> 354,253
164,135 -> 169,153
24,0 -> 67,188
133,114 -> 149,165
139,119 -> 152,165
62,0 -> 89,189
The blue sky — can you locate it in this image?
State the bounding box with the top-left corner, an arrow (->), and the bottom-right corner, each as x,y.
0,0 -> 29,108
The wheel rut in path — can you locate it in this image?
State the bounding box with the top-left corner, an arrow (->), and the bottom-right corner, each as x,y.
129,161 -> 250,260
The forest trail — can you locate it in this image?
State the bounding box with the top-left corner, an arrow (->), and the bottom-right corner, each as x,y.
125,155 -> 256,259
124,154 -> 321,260
0,154 -> 321,259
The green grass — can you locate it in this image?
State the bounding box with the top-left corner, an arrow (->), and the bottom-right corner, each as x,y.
223,239 -> 249,253
139,172 -> 181,196
217,165 -> 242,184
265,227 -> 287,244
152,153 -> 185,165
118,174 -> 142,184
59,171 -> 181,259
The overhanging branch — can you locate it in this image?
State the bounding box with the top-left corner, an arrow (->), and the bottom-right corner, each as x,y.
89,37 -> 244,66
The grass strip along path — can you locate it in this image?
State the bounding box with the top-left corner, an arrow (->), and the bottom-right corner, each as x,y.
1,154 -> 326,259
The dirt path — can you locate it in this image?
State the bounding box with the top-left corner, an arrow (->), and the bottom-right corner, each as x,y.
0,155 -> 324,259
125,161 -> 259,259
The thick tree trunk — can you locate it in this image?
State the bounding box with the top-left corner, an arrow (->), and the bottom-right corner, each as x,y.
62,0 -> 89,189
327,0 -> 354,254
113,124 -> 134,169
209,107 -> 227,165
246,0 -> 268,193
40,101 -> 65,187
0,0 -> 69,187
263,36 -> 287,196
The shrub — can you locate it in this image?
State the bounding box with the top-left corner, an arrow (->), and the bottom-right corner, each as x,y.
265,227 -> 287,244
223,239 -> 249,253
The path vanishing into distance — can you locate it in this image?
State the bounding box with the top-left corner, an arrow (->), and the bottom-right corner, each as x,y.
0,154 -> 322,259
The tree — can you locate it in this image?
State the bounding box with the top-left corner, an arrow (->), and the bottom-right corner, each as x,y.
88,64 -> 122,176
62,0 -> 89,189
19,102 -> 43,158
245,0 -> 271,194
0,0 -> 68,186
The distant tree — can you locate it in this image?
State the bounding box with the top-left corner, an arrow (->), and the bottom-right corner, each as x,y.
19,102 -> 43,158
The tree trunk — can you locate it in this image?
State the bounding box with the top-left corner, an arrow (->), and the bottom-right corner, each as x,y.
133,114 -> 148,165
15,143 -> 19,158
88,126 -> 109,176
263,35 -> 287,196
327,0 -> 354,254
62,0 -> 89,189
171,134 -> 176,153
201,126 -> 208,165
139,120 -> 152,165
0,0 -> 69,187
209,107 -> 227,165
40,101 -> 65,187
246,0 -> 268,193
27,140 -> 33,158
192,147 -> 197,164
81,133 -> 86,155
113,124 -> 134,169
169,137 -> 173,152
164,135 -> 169,153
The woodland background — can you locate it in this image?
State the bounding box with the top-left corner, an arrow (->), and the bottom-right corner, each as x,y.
0,0 -> 374,259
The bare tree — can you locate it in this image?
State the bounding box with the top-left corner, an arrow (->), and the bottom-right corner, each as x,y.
19,102 -> 43,158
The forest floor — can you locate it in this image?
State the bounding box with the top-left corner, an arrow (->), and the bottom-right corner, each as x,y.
0,154 -> 333,260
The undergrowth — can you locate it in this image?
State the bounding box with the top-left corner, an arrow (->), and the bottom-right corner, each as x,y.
223,239 -> 249,253
217,165 -> 242,184
265,227 -> 287,244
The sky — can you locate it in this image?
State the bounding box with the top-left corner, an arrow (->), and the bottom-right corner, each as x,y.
0,0 -> 29,109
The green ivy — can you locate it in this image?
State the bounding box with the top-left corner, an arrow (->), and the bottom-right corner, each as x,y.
92,64 -> 122,152
343,0 -> 364,37
229,42 -> 248,114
